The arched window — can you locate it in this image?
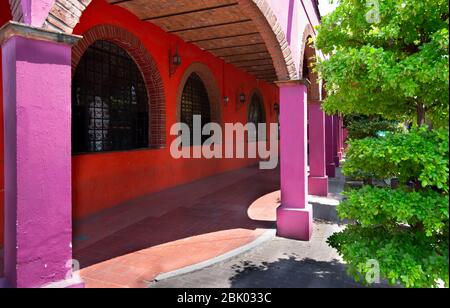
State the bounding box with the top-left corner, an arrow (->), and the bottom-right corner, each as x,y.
72,40 -> 149,153
180,73 -> 211,145
248,93 -> 266,140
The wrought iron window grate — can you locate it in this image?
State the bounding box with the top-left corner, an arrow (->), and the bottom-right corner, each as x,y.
248,94 -> 265,141
180,73 -> 211,145
72,40 -> 149,154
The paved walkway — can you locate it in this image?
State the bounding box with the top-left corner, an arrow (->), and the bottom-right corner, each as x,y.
73,166 -> 280,288
149,221 -> 360,288
1,166 -> 375,288
148,170 -> 362,288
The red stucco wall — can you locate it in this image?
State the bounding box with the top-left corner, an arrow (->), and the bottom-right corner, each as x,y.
71,0 -> 280,219
1,0 -> 12,246
0,0 -> 280,242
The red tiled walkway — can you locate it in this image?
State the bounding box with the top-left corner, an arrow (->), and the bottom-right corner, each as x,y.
72,166 -> 280,288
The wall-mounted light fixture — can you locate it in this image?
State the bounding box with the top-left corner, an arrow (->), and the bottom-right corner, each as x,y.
169,45 -> 182,77
239,93 -> 246,104
235,85 -> 246,112
223,96 -> 229,106
274,103 -> 280,115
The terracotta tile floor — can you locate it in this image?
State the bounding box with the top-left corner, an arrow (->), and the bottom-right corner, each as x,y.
72,166 -> 279,288
73,166 -> 279,288
0,248 -> 3,278
1,166 -> 280,288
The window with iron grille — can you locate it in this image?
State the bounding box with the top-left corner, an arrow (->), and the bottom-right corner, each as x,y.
248,93 -> 266,141
180,73 -> 211,145
72,40 -> 149,154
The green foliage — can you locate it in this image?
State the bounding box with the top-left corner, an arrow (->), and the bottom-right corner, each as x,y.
317,0 -> 449,287
328,225 -> 449,288
330,127 -> 449,288
343,127 -> 449,191
339,186 -> 449,236
345,116 -> 401,139
315,0 -> 449,126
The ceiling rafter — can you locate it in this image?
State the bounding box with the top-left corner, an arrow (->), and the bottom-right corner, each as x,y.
107,0 -> 279,83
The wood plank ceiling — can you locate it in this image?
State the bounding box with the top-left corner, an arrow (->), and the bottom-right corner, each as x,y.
107,0 -> 278,82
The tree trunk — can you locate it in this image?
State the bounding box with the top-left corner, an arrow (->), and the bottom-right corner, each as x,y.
417,103 -> 426,126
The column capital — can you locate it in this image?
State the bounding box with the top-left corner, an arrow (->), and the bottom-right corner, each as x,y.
0,21 -> 81,46
275,79 -> 310,88
308,99 -> 323,105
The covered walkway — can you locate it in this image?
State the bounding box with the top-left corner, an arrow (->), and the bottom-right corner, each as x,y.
0,0 -> 343,288
70,166 -> 278,288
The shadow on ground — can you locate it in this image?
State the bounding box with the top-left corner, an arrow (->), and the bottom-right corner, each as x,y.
229,255 -> 389,288
73,166 -> 280,269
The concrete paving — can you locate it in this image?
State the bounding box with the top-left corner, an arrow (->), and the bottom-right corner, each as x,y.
149,169 -> 391,288
1,167 -> 386,288
149,221 -> 361,288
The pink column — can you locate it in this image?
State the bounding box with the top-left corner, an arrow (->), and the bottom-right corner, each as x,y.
276,81 -> 312,241
339,117 -> 345,157
343,128 -> 349,149
308,103 -> 328,196
325,115 -> 336,178
333,115 -> 341,167
1,22 -> 82,288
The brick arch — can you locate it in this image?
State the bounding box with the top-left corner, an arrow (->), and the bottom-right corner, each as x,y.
299,24 -> 316,80
42,0 -> 297,82
72,24 -> 166,148
43,0 -> 93,33
8,0 -> 23,23
176,62 -> 222,126
303,36 -> 321,103
238,0 -> 298,81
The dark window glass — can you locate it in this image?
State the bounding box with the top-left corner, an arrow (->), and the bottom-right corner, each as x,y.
180,73 -> 211,145
248,94 -> 265,140
72,40 -> 149,154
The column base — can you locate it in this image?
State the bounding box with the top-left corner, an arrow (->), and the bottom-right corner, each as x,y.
276,204 -> 313,241
326,163 -> 336,178
308,176 -> 329,196
41,277 -> 85,288
0,278 -> 10,288
1,277 -> 85,289
334,156 -> 340,168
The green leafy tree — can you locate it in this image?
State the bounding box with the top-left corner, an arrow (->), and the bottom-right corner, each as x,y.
316,0 -> 449,126
329,127 -> 449,287
315,0 -> 449,287
344,114 -> 401,140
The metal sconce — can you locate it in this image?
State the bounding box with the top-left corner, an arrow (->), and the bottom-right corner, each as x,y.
274,103 -> 280,115
235,85 -> 246,112
223,96 -> 229,106
239,93 -> 246,104
169,45 -> 182,77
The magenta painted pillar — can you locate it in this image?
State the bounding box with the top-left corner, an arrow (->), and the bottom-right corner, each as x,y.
339,117 -> 345,157
333,115 -> 341,167
1,22 -> 82,288
325,115 -> 335,178
276,81 -> 312,241
343,128 -> 349,149
307,103 -> 328,196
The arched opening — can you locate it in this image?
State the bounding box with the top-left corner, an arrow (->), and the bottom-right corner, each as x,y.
248,91 -> 266,141
0,0 -> 326,288
303,37 -> 320,101
71,25 -> 166,150
44,0 -> 298,82
180,73 -> 212,146
72,40 -> 150,153
303,37 -> 320,167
